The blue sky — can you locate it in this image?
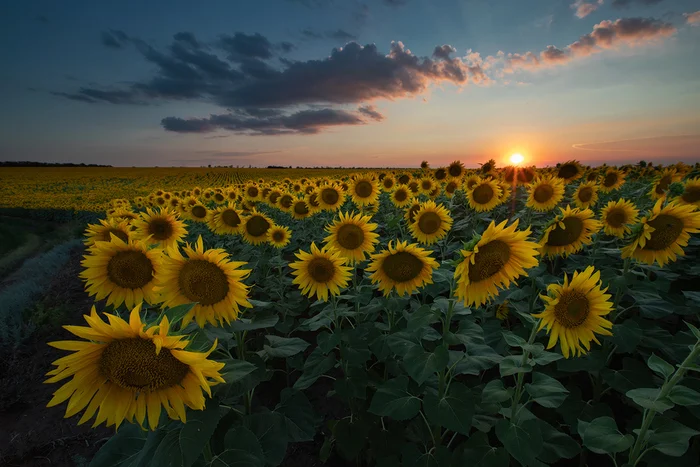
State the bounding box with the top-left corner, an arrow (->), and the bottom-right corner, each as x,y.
1,0 -> 699,167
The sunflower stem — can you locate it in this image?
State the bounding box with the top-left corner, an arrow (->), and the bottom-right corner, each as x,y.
611,258 -> 631,322
510,319 -> 540,420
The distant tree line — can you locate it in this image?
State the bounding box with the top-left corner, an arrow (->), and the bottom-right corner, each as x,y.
0,161 -> 112,167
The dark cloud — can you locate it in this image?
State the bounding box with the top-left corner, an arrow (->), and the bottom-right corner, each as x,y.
357,105 -> 384,121
173,31 -> 200,48
52,88 -> 146,104
612,0 -> 664,7
219,32 -> 273,61
278,41 -> 296,53
432,44 -> 456,59
301,28 -> 358,41
301,28 -> 324,40
101,29 -> 130,49
329,29 -> 357,41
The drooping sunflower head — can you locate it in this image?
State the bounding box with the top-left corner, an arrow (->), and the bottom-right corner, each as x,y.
318,183 -> 345,211
600,168 -> 625,192
209,205 -> 244,235
481,159 -> 496,175
80,237 -> 162,309
381,175 -> 396,192
391,185 -> 412,207
157,236 -> 251,327
621,199 -> 700,267
556,160 -> 584,183
350,175 -> 380,206
532,266 -> 613,358
467,178 -> 502,212
241,209 -> 273,245
496,301 -> 510,321
84,218 -> 132,247
448,160 -> 465,179
649,168 -> 681,200
46,304 -> 225,430
289,242 -> 352,301
434,168 -> 448,181
404,199 -> 423,224
573,180 -> 599,209
278,193 -> 295,212
678,177 -> 700,208
408,180 -> 420,195
131,208 -> 187,249
420,160 -> 430,169
268,225 -> 292,248
409,200 -> 453,245
305,191 -> 322,213
267,189 -> 283,206
324,211 -> 379,263
600,199 -> 639,237
539,205 -> 602,258
367,240 -> 439,296
454,219 -> 540,307
526,175 -> 566,212
586,171 -> 599,182
444,180 -> 459,197
397,173 -> 411,185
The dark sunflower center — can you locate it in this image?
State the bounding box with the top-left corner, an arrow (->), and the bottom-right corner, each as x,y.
308,194 -> 320,207
448,164 -> 462,177
383,178 -> 394,189
246,215 -> 270,237
148,218 -> 174,240
99,338 -> 190,391
435,169 -> 447,180
100,228 -> 129,243
307,257 -> 336,283
467,179 -> 478,190
558,164 -> 579,180
269,192 -> 281,203
446,182 -> 457,193
546,217 -> 584,247
354,181 -> 373,198
418,212 -> 442,235
398,175 -> 410,184
337,224 -> 365,250
554,290 -> 589,328
655,176 -> 672,194
293,201 -> 309,215
107,250 -> 154,289
394,189 -> 408,202
321,188 -> 340,205
262,188 -> 272,198
178,259 -> 230,305
421,180 -> 432,190
533,184 -> 554,203
221,209 -> 241,227
156,198 -> 166,205
409,182 -> 420,193
272,230 -> 285,242
247,187 -> 259,198
682,186 -> 700,203
603,172 -> 618,187
191,205 -> 207,219
407,205 -> 421,223
280,195 -> 293,208
214,193 -> 225,202
578,187 -> 593,203
381,251 -> 424,282
643,214 -> 684,251
467,240 -> 511,282
473,184 -> 494,204
606,208 -> 627,228
587,172 -> 598,181
482,163 -> 493,173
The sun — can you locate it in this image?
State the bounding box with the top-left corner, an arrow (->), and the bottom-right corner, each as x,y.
510,153 -> 524,165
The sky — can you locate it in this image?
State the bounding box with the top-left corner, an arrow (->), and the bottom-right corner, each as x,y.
1,0 -> 699,168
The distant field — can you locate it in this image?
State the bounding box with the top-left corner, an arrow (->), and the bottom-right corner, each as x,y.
0,167 -> 358,212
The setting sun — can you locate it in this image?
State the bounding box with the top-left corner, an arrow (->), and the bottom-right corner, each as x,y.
510,153 -> 524,165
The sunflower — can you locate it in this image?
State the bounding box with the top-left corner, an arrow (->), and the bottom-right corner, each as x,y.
84,218 -> 132,247
291,200 -> 312,219
397,173 -> 411,185
391,185 -> 412,208
420,160 -> 430,169
324,211 -> 379,263
444,180 -> 459,198
268,225 -> 292,248
278,193 -> 295,212
600,168 -> 625,192
463,174 -> 481,191
419,177 -> 435,195
306,191 -> 323,214
349,175 -> 380,206
381,175 -> 396,192
156,236 -> 251,327
573,180 -> 599,210
600,199 -> 639,237
318,184 -> 345,211
539,206 -> 601,258
80,237 -> 162,309
45,304 -> 225,430
467,178 -> 502,212
404,199 -> 422,224
649,168 -> 682,200
496,301 -> 510,321
481,159 -> 496,175
209,205 -> 244,235
188,203 -> 210,223
526,175 -> 565,212
586,171 -> 599,182
532,266 -> 613,358
289,243 -> 352,301
243,183 -> 261,202
434,168 -> 448,182
241,209 -> 273,245
621,199 -> 700,267
407,180 -> 421,195
109,209 -> 139,224
454,219 -> 539,307
367,241 -> 439,296
678,177 -> 700,208
409,201 -> 453,245
447,160 -> 465,179
556,160 -> 584,183
131,208 -> 187,249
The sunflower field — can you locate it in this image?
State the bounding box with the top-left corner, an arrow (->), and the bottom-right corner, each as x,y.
35,160 -> 700,466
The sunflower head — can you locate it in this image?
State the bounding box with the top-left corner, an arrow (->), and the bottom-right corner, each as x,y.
678,177 -> 700,208
420,160 -> 430,169
434,168 -> 448,181
481,159 -> 496,174
241,209 -> 273,245
324,211 -> 379,263
539,205 -> 601,258
209,205 -> 244,235
448,160 -> 465,179
649,168 -> 681,200
367,240 -> 439,296
188,203 -> 210,223
244,183 -> 261,201
289,243 -> 352,301
404,199 -> 422,224
268,225 -> 292,248
526,175 -> 566,212
444,181 -> 459,197
573,180 -> 599,209
397,173 -> 411,185
391,185 -> 412,207
350,175 -> 380,206
467,178 -> 502,212
131,208 -> 187,249
600,168 -> 625,192
419,177 -> 435,194
409,201 -> 453,245
381,176 -> 396,192
317,183 -> 345,211
84,218 -> 132,247
556,160 -> 584,183
600,199 -> 639,237
291,200 -> 312,219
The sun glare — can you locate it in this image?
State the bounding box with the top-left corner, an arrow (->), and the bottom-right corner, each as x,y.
510,153 -> 524,165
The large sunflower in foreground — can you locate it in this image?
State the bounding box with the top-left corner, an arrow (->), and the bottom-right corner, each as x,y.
367,240 -> 439,296
241,209 -> 273,245
527,176 -> 565,212
467,178 -> 502,212
209,205 -> 244,235
391,185 -> 412,208
156,236 -> 251,327
677,177 -> 700,208
84,218 -> 131,247
268,225 -> 292,248
409,200 -> 453,245
454,219 -> 539,307
600,199 -> 639,237
131,208 -> 187,249
350,175 -> 380,206
324,211 -> 379,263
289,243 -> 352,301
81,238 -> 162,309
599,168 -> 625,192
556,160 -> 584,183
621,199 -> 700,267
539,205 -> 601,258
532,266 -> 613,358
573,180 -> 599,210
46,304 -> 225,430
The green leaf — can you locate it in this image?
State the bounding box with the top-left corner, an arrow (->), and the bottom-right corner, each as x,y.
481,380 -> 512,404
423,382 -> 474,435
275,388 -> 318,442
531,350 -> 563,365
524,372 -> 569,408
218,359 -> 258,384
611,320 -> 643,353
495,419 -> 543,466
333,418 -> 368,460
403,344 -> 449,384
262,335 -> 309,358
499,355 -> 533,377
245,412 -> 289,466
317,331 -> 340,354
455,432 -> 509,467
369,376 -> 421,420
684,321 -> 700,340
89,423 -> 147,467
502,331 -> 527,348
648,419 -> 700,457
626,388 -> 674,413
387,331 -> 421,357
229,314 -> 279,331
454,343 -> 502,375
162,302 -> 197,330
180,399 -> 220,467
293,347 -> 336,390
668,385 -> 700,406
211,425 -> 265,467
537,420 -> 581,463
152,429 -> 184,467
407,304 -> 439,332
579,416 -> 634,454
647,353 -> 675,379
